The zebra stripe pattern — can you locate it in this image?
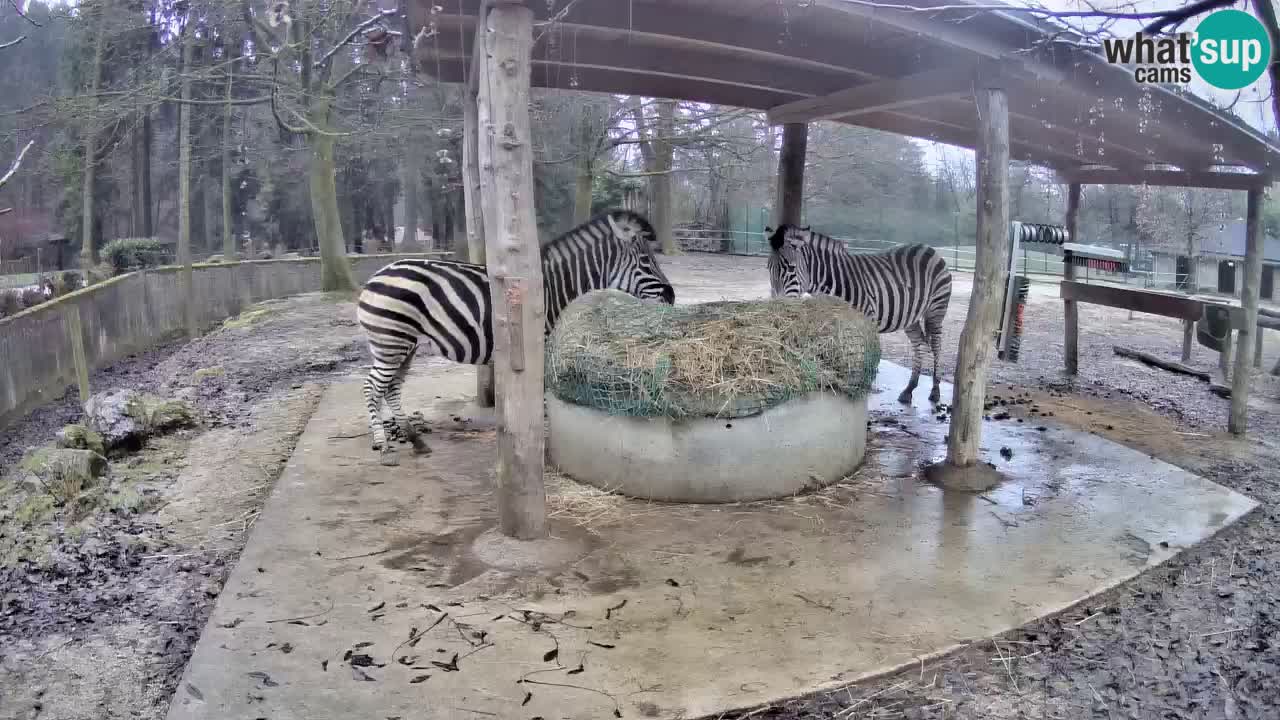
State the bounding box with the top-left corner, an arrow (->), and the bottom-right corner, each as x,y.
355,209 -> 676,464
767,224 -> 952,405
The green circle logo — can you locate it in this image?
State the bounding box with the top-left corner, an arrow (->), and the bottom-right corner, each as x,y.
1192,9 -> 1272,90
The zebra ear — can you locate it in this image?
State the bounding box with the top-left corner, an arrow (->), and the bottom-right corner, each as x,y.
800,225 -> 811,232
764,225 -> 774,234
605,212 -> 627,242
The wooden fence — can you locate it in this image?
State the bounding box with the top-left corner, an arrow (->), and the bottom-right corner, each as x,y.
0,253 -> 440,430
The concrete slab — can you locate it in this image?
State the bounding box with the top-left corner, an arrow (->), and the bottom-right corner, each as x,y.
166,360 -> 1258,720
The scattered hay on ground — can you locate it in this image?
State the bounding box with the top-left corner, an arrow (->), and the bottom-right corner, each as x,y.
546,290 -> 881,419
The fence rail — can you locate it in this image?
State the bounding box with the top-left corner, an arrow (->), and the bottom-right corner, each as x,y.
0,252 -> 443,430
671,228 -> 1178,289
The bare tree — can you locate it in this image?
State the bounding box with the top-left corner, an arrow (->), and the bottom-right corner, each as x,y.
245,0 -> 401,291
1135,184 -> 1231,293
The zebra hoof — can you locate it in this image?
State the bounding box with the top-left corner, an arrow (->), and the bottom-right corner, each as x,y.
379,448 -> 401,466
896,390 -> 914,404
409,435 -> 432,456
928,389 -> 941,404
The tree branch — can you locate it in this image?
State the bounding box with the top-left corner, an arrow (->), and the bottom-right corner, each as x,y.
270,59 -> 309,136
9,0 -> 39,26
1143,0 -> 1239,33
314,8 -> 398,69
1253,0 -> 1280,131
0,139 -> 34,191
828,0 -> 1239,23
0,35 -> 24,50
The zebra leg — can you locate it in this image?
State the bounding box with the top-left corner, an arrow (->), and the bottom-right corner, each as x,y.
925,314 -> 944,404
364,349 -> 411,466
898,323 -> 928,404
387,346 -> 431,456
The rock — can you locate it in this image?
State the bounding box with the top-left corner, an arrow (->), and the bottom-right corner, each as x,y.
56,424 -> 107,456
19,447 -> 109,502
83,390 -> 197,453
83,390 -> 147,452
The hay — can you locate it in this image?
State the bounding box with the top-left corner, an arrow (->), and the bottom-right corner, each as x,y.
545,290 -> 881,419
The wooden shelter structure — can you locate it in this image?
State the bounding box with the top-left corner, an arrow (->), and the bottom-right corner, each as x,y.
403,0 -> 1280,537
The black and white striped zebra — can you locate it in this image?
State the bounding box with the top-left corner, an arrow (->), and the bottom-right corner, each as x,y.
766,224 -> 952,405
356,209 -> 676,464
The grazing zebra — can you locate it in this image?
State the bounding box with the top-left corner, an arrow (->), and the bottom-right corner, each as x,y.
766,223 -> 952,405
356,209 -> 676,465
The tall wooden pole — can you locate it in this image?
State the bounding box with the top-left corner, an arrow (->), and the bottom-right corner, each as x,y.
775,123 -> 808,226
1063,182 -> 1081,375
463,35 -> 495,409
476,1 -> 547,539
945,85 -> 1010,472
1229,185 -> 1266,435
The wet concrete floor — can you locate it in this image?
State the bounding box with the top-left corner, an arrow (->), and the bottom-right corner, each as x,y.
165,360 -> 1258,720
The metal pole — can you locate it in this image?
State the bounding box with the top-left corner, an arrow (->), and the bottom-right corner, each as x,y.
999,221 -> 1022,356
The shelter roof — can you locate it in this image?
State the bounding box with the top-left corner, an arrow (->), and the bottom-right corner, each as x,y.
406,0 -> 1280,187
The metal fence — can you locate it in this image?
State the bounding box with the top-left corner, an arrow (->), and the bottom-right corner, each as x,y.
670,228 -> 1181,289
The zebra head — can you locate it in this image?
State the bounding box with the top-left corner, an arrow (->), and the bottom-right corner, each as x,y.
605,211 -> 676,305
766,223 -> 813,298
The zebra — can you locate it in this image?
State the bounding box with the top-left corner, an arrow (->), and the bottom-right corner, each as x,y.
766,223 -> 952,405
355,209 -> 676,465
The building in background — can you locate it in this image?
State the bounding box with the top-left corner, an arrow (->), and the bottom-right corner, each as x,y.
1149,220 -> 1280,301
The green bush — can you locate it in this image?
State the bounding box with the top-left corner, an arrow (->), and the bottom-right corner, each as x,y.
102,237 -> 169,274
61,270 -> 84,293
0,291 -> 22,318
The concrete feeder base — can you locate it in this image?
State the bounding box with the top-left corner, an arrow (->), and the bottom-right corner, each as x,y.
545,391 -> 868,503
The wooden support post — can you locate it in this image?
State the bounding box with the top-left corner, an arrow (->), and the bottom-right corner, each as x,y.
1182,319 -> 1194,362
944,85 -> 1010,473
1255,326 -> 1264,369
775,123 -> 808,226
463,53 -> 495,409
1229,186 -> 1265,435
64,304 -> 91,405
476,1 -> 547,540
1063,182 -> 1081,376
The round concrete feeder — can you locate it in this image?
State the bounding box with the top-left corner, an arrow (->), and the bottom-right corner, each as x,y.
546,391 -> 868,504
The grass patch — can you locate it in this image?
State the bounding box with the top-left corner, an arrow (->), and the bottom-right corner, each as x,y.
222,306 -> 278,329
193,366 -> 226,382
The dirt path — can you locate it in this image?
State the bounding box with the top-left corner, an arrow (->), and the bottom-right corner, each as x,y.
0,293 -> 371,720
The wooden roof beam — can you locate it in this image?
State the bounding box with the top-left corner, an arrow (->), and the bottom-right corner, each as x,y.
1058,168 -> 1273,191
766,62 -> 1015,125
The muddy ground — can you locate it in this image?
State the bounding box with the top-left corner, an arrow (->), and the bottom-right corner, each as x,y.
0,293 -> 371,720
2,253 -> 1279,720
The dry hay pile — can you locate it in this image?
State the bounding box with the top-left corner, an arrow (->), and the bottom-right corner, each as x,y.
545,289 -> 881,419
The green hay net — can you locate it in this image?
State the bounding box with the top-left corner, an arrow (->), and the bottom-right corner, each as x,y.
545,290 -> 882,419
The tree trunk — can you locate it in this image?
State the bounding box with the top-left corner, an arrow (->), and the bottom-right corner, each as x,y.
573,165 -> 593,224
944,86 -> 1010,476
572,109 -> 595,224
477,2 -> 546,540
221,43 -> 236,260
775,122 -> 808,226
1229,186 -> 1265,435
308,111 -> 356,292
178,26 -> 196,339
1063,183 -> 1081,375
652,100 -> 678,254
131,110 -> 152,238
401,154 -> 420,250
462,83 -> 495,407
80,4 -> 107,267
